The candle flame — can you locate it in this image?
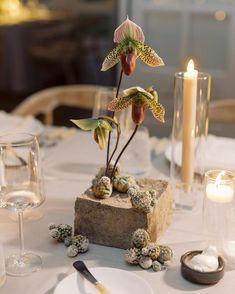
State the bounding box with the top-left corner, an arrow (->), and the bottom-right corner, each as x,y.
215,171 -> 225,187
187,59 -> 195,73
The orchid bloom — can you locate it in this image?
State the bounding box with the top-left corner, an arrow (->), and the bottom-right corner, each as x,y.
108,87 -> 165,125
101,17 -> 164,75
71,117 -> 119,150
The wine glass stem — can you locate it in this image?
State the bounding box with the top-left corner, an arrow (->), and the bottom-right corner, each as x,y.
18,211 -> 25,257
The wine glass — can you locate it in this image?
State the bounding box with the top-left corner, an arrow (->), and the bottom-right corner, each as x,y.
93,87 -> 133,131
0,133 -> 45,276
93,88 -> 150,175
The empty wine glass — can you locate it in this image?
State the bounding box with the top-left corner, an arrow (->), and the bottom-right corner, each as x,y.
93,88 -> 150,175
0,133 -> 45,276
93,87 -> 133,132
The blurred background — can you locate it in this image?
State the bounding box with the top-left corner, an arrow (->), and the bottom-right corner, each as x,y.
0,0 -> 234,137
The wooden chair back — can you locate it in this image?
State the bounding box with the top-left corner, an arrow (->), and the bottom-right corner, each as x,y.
209,99 -> 235,123
12,84 -> 111,125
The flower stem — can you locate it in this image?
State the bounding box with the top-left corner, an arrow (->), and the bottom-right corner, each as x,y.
106,70 -> 123,172
111,124 -> 139,179
107,128 -> 120,169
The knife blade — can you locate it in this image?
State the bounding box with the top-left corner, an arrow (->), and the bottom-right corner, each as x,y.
73,260 -> 111,294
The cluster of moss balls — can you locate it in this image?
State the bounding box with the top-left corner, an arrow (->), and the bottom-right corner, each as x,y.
125,229 -> 173,271
48,223 -> 89,257
92,164 -> 158,213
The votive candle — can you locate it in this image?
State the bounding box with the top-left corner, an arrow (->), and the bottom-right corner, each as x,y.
204,170 -> 235,263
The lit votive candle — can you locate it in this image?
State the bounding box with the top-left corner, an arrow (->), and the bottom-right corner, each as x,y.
204,170 -> 235,265
206,182 -> 233,203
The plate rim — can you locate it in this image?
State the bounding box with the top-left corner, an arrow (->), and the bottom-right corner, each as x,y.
54,266 -> 154,294
0,112 -> 44,137
164,135 -> 235,172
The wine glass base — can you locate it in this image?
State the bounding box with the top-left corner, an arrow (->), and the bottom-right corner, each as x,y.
5,252 -> 42,276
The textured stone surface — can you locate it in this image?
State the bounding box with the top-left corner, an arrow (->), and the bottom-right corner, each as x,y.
74,179 -> 172,249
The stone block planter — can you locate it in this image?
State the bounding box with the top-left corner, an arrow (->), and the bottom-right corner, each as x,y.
74,178 -> 172,249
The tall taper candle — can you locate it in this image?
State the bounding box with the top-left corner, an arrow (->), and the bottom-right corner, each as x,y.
181,59 -> 198,187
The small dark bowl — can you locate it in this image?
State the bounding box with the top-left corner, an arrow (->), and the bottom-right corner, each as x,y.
180,250 -> 225,285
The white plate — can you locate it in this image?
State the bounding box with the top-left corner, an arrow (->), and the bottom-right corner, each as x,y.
165,135 -> 235,172
0,111 -> 44,137
54,267 -> 153,294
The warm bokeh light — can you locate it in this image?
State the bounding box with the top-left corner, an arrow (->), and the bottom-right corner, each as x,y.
0,0 -> 50,24
214,10 -> 226,22
0,0 -> 22,16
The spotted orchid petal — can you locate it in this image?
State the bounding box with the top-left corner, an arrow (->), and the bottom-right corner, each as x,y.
114,16 -> 145,43
133,88 -> 165,122
101,43 -> 123,71
101,18 -> 164,72
108,87 -> 152,112
135,41 -> 164,67
108,86 -> 165,122
108,94 -> 134,112
146,99 -> 165,123
108,86 -> 152,112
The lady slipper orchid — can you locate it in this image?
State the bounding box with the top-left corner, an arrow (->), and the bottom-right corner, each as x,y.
120,48 -> 137,76
72,17 -> 166,180
71,117 -> 119,150
108,86 -> 165,125
101,17 -> 164,75
114,16 -> 145,43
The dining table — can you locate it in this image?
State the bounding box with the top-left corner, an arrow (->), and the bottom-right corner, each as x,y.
0,121 -> 235,294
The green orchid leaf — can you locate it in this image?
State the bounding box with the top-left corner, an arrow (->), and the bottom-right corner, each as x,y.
71,118 -> 99,131
101,43 -> 124,71
98,116 -> 119,127
98,119 -> 112,131
95,127 -> 107,150
135,40 -> 164,67
98,116 -> 121,135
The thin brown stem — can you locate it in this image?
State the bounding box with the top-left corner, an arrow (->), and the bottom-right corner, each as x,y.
106,70 -> 123,172
107,129 -> 120,168
111,124 -> 139,179
116,70 -> 124,101
106,115 -> 114,169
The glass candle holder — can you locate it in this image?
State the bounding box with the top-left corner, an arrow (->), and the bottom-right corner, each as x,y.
0,243 -> 6,288
170,71 -> 211,210
203,170 -> 235,265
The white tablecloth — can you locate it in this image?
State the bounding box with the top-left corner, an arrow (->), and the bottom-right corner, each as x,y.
0,130 -> 234,293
